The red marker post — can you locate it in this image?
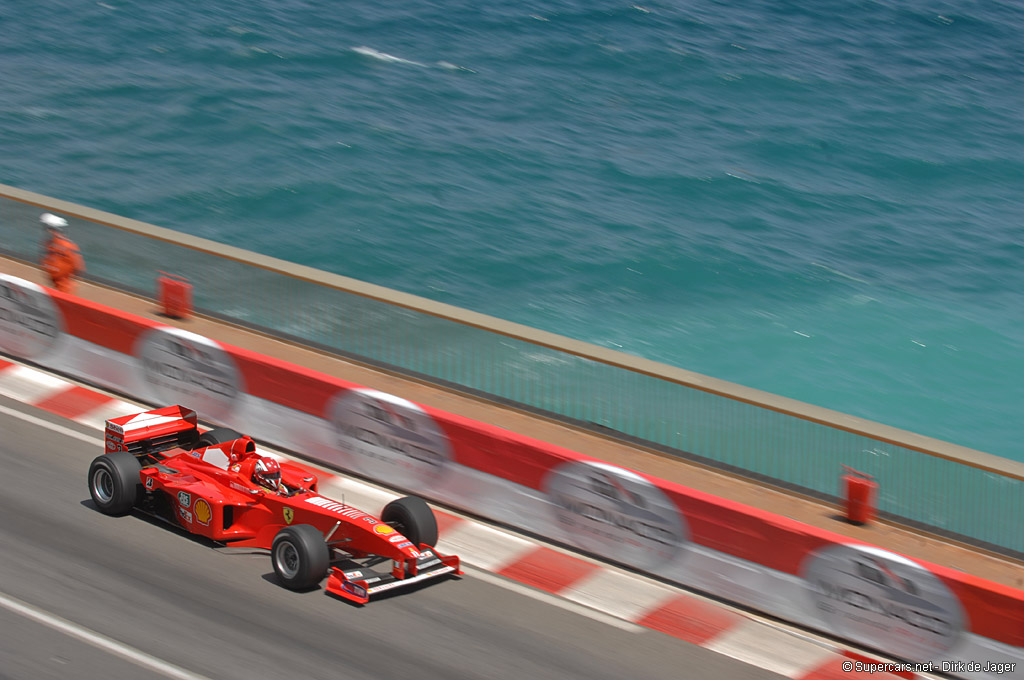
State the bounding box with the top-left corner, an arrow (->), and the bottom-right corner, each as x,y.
158,271 -> 193,320
841,465 -> 878,525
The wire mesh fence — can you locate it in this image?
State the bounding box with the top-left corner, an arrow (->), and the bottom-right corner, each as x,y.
2,185 -> 1022,554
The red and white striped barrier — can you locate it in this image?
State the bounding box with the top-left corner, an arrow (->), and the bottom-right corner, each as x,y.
1,273 -> 1021,677
0,358 -> 953,680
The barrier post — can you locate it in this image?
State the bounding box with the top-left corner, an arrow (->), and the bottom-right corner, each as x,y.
158,271 -> 193,319
841,465 -> 878,525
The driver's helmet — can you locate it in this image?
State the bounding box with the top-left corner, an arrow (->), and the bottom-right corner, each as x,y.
253,456 -> 282,491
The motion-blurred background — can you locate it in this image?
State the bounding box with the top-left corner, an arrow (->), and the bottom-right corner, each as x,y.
2,0 -> 1022,458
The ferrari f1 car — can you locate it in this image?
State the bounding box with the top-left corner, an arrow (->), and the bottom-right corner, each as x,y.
87,405 -> 460,604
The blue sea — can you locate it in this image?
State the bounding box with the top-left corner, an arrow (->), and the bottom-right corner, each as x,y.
1,0 -> 1022,460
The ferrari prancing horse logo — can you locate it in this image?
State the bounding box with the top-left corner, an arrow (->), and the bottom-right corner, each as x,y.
283,507 -> 294,525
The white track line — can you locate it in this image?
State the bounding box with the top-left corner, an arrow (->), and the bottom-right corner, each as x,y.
73,398 -> 140,429
702,618 -> 837,678
435,521 -> 538,572
559,568 -> 679,623
464,566 -> 643,632
0,402 -> 100,445
0,591 -> 214,680
0,364 -> 73,402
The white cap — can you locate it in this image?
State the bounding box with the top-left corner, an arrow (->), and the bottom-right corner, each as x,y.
40,213 -> 68,230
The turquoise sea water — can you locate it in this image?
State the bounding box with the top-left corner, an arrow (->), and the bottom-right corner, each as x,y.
1,0 -> 1022,459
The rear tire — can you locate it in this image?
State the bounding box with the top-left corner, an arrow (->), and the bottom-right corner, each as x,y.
196,428 -> 244,447
381,496 -> 438,547
271,525 -> 330,590
88,453 -> 142,516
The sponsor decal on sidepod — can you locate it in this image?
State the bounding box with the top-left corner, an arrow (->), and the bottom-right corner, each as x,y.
135,327 -> 241,421
194,499 -> 212,526
544,461 -> 688,570
802,544 -> 965,661
0,275 -> 63,359
328,388 -> 453,490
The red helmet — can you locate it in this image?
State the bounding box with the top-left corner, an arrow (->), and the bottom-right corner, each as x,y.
253,456 -> 281,490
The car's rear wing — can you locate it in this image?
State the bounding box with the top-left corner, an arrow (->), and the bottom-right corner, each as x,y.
106,405 -> 199,457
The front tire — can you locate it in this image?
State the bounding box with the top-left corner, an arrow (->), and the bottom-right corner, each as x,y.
381,496 -> 438,547
88,453 -> 142,516
271,525 -> 330,590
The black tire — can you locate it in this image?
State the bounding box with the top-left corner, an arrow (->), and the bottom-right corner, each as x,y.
271,524 -> 330,590
196,427 -> 244,448
381,496 -> 438,547
88,452 -> 142,516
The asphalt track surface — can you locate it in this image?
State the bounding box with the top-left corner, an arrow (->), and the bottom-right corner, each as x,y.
0,395 -> 783,680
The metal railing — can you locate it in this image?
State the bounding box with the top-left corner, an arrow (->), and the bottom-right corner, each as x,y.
2,183 -> 1022,555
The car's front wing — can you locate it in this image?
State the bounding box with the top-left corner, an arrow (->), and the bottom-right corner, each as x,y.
325,546 -> 461,604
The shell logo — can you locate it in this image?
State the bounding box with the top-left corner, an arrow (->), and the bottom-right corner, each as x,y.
194,499 -> 212,526
374,524 -> 395,535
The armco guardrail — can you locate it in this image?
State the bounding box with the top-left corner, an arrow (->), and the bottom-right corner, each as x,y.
0,273 -> 1021,676
2,184 -> 1023,556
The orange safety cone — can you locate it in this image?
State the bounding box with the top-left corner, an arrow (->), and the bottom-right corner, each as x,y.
841,465 -> 878,525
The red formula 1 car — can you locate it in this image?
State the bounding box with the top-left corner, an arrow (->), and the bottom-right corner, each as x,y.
86,405 -> 460,604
